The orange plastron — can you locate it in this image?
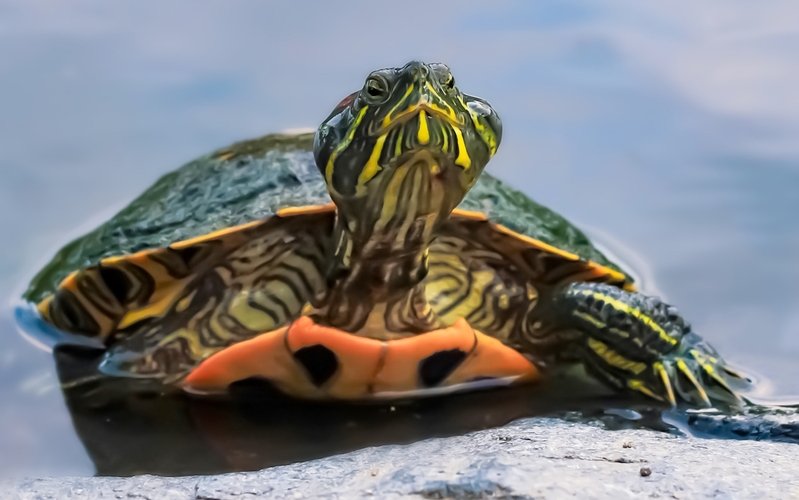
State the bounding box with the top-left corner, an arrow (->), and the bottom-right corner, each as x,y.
183,316 -> 539,400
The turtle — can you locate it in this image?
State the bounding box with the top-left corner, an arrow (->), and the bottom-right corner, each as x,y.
31,61 -> 746,408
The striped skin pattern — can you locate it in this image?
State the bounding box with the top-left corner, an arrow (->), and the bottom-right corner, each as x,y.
311,62 -> 503,339
428,213 -> 631,350
554,282 -> 745,407
41,208 -> 333,382
310,156 -> 449,335
38,212 -> 744,406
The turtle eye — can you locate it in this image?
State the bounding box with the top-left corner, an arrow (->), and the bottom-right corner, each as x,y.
441,72 -> 455,90
363,75 -> 389,103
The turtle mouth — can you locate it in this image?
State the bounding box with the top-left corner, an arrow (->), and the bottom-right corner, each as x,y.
376,102 -> 464,134
377,111 -> 471,171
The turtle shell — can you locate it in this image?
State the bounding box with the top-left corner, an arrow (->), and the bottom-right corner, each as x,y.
24,132 -> 634,399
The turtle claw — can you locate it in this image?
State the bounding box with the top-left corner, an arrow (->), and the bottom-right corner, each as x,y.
625,337 -> 746,409
674,358 -> 711,407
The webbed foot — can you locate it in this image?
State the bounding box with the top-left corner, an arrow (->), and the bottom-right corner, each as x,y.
554,282 -> 748,408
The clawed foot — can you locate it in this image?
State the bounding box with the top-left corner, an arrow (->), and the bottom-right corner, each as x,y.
586,332 -> 748,408
556,282 -> 749,409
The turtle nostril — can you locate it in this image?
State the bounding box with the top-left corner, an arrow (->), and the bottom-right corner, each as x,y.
408,62 -> 429,81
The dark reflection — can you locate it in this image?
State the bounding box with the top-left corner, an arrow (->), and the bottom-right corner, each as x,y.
52,345 -> 660,476
56,345 -> 799,477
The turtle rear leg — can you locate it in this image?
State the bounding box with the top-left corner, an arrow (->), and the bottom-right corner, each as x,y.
551,282 -> 748,408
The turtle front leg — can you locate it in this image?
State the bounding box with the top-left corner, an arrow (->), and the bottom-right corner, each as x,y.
550,282 -> 748,408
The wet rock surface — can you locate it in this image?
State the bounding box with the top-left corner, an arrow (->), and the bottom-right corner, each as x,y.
5,417 -> 798,499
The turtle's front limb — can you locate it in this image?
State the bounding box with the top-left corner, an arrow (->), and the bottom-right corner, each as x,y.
549,282 -> 748,408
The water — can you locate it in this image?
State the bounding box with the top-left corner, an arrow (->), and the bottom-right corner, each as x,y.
1,0 -> 798,478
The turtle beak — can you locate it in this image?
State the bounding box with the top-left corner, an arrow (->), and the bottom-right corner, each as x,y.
379,101 -> 470,173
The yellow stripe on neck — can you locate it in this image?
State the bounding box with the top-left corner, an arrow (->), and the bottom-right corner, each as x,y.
325,106 -> 369,189
451,125 -> 472,170
356,133 -> 387,195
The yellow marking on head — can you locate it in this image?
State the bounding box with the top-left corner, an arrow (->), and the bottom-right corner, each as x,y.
460,95 -> 499,156
676,359 -> 710,406
325,105 -> 369,188
451,125 -> 472,169
417,110 -> 430,145
574,289 -> 678,346
382,83 -> 461,130
356,133 -> 387,194
654,362 -> 676,406
586,338 -> 647,375
423,82 -> 461,124
382,84 -> 415,129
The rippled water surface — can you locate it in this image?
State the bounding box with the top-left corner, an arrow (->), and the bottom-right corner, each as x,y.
1,1 -> 798,477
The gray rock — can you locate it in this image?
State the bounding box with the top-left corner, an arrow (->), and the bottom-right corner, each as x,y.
4,418 -> 798,499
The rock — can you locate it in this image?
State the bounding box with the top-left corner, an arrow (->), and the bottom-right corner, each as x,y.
4,418 -> 798,499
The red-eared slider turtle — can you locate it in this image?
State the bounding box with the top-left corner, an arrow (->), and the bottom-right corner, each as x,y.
29,61 -> 745,407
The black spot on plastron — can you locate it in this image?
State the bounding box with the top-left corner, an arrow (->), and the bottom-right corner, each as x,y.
293,344 -> 339,387
98,266 -> 131,303
419,349 -> 467,387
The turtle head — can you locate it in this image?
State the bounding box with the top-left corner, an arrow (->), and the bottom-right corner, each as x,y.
314,61 -> 501,253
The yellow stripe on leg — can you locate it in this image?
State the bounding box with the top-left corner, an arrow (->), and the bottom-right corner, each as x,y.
572,289 -> 679,347
586,338 -> 647,375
